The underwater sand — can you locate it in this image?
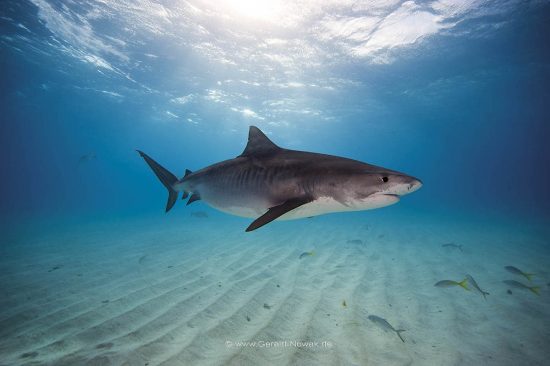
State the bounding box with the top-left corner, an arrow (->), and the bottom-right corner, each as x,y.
1,212 -> 549,366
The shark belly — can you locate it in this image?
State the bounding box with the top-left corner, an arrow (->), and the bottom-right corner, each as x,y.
196,184 -> 271,219
200,190 -> 400,221
279,194 -> 400,220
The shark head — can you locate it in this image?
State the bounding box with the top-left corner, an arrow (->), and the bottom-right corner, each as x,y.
332,167 -> 422,210
373,171 -> 423,197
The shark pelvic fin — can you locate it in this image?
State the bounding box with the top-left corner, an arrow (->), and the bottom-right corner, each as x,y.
187,193 -> 201,205
246,196 -> 313,232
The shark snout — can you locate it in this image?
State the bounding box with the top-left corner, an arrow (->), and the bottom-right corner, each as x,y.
406,178 -> 422,194
376,176 -> 422,197
390,176 -> 422,196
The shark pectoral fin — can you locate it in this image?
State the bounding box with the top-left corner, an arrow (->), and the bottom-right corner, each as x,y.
186,193 -> 201,205
246,196 -> 313,232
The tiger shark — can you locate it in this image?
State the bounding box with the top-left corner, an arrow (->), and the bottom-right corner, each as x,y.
138,126 -> 422,231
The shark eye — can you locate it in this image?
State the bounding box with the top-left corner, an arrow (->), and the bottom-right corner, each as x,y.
382,176 -> 389,183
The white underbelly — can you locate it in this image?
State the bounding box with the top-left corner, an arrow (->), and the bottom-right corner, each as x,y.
206,194 -> 399,220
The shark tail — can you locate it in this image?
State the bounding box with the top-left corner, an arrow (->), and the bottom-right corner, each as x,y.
458,278 -> 470,291
137,150 -> 179,212
396,329 -> 406,343
482,291 -> 490,300
524,273 -> 535,281
529,286 -> 540,296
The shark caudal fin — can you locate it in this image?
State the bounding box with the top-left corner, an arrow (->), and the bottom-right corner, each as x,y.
524,273 -> 535,282
137,150 -> 179,212
529,286 -> 540,296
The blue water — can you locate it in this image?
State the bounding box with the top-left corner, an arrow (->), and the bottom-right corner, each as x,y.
1,1 -> 550,365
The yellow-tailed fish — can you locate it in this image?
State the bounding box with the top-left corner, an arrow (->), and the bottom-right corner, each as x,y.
505,266 -> 534,281
434,278 -> 469,291
503,280 -> 540,296
299,251 -> 315,259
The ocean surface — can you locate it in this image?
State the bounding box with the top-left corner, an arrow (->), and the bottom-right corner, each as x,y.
1,1 -> 549,365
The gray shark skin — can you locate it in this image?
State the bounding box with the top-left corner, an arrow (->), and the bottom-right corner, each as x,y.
138,126 -> 422,231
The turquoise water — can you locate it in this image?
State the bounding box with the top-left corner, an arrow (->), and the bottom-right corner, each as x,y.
1,1 -> 550,365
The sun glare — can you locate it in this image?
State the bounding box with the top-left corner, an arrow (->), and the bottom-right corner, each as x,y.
220,0 -> 283,21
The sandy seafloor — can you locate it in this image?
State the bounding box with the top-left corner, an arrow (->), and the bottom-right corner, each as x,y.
1,210 -> 549,366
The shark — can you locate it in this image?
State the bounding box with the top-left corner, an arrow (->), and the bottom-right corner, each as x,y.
138,126 -> 422,231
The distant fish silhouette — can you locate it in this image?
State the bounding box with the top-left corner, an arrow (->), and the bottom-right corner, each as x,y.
504,266 -> 534,281
434,278 -> 469,291
503,280 -> 540,296
442,242 -> 463,251
368,315 -> 406,342
466,274 -> 489,300
299,251 -> 315,259
78,152 -> 96,163
190,211 -> 209,218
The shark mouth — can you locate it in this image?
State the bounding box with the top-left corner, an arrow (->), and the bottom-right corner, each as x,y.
373,193 -> 400,200
382,194 -> 400,199
366,193 -> 400,208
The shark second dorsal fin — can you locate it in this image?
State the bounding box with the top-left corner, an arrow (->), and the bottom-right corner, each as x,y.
240,126 -> 281,157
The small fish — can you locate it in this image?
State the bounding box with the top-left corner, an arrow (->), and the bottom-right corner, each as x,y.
347,239 -> 363,245
442,242 -> 463,251
78,152 -> 96,163
434,278 -> 469,291
503,280 -> 540,296
299,251 -> 315,259
504,266 -> 534,281
368,315 -> 406,342
19,351 -> 38,359
95,342 -> 113,350
466,274 -> 489,300
263,303 -> 272,309
342,300 -> 347,308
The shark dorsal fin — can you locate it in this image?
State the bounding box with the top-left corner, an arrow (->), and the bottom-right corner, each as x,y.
240,126 -> 281,157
